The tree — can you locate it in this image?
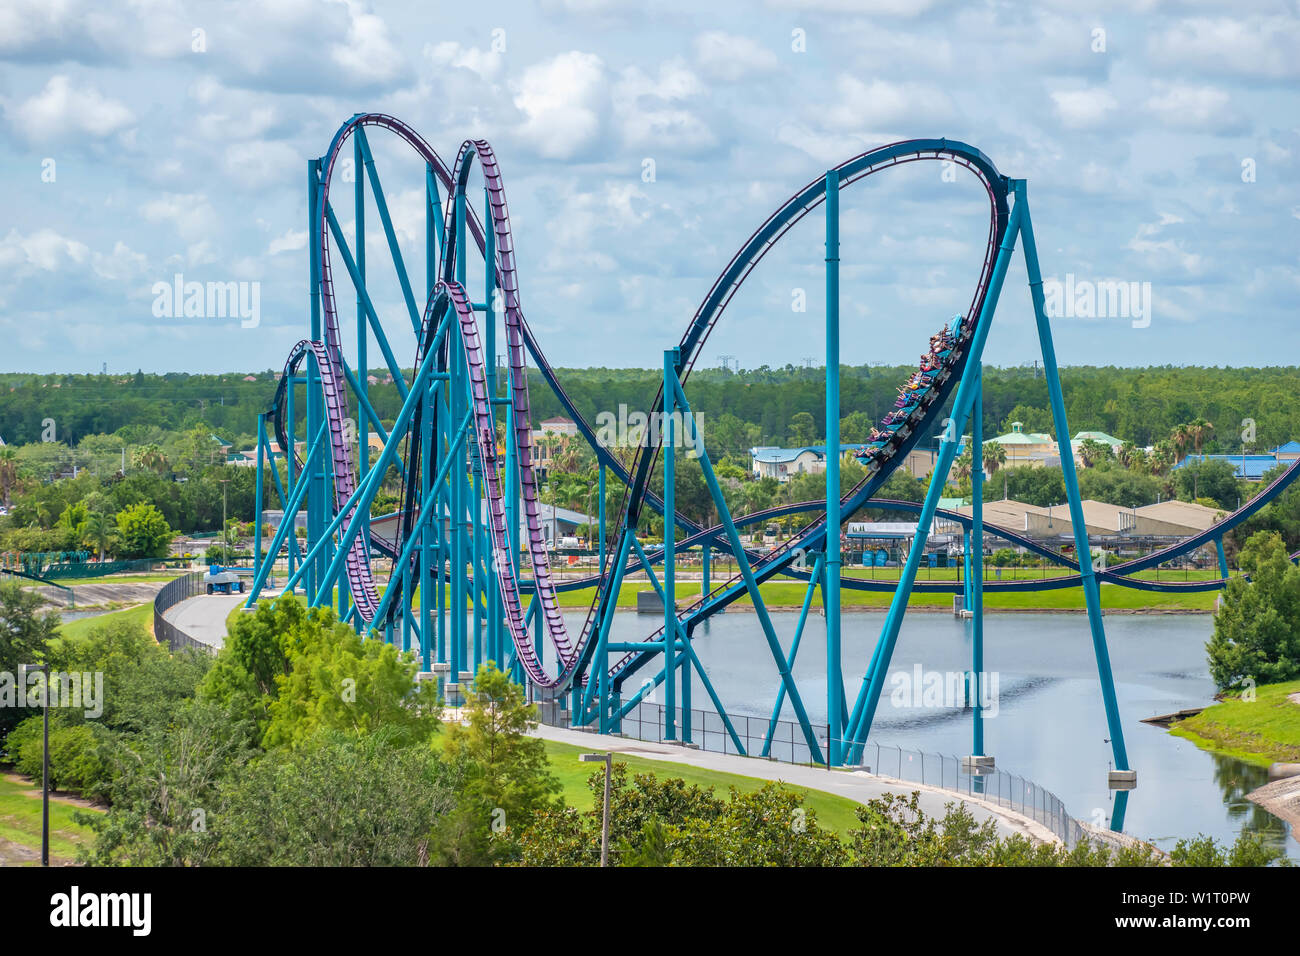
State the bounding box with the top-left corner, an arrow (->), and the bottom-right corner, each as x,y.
786,411 -> 818,447
0,446 -> 17,508
1174,459 -> 1238,510
210,729 -> 457,866
1206,530 -> 1300,690
114,502 -> 174,558
982,440 -> 1007,476
1077,438 -> 1113,469
81,511 -> 117,559
78,700 -> 255,867
433,662 -> 560,865
263,606 -> 441,749
1187,417 -> 1214,456
1169,423 -> 1191,464
0,583 -> 59,738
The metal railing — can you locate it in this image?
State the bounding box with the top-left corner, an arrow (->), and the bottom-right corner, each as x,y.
153,571 -> 219,656
550,700 -> 1083,847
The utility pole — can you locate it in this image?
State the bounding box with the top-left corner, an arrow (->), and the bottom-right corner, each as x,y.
219,478 -> 230,564
580,752 -> 613,866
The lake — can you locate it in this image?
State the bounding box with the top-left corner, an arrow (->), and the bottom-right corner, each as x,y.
566,608 -> 1295,860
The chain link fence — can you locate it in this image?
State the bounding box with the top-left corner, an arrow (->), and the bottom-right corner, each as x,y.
153,571 -> 219,656
553,699 -> 1082,847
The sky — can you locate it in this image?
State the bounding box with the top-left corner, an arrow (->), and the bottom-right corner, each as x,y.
0,0 -> 1297,375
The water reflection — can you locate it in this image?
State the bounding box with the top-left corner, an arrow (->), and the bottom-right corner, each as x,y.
572,609 -> 1297,858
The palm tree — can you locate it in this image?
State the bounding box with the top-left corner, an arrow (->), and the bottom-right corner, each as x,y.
81,511 -> 116,561
952,448 -> 973,483
983,441 -> 1007,475
1187,417 -> 1214,456
1169,423 -> 1191,464
1150,439 -> 1174,476
133,444 -> 170,475
1184,417 -> 1215,500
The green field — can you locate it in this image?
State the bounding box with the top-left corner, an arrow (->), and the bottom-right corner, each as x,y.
58,602 -> 154,641
539,738 -> 863,835
0,773 -> 101,865
1170,680 -> 1300,767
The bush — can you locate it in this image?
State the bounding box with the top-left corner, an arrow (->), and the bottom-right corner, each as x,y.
10,718 -> 115,801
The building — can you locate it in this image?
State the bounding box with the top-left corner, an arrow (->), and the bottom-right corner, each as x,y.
750,444 -> 871,482
983,422 -> 1056,469
537,416 -> 578,438
1071,431 -> 1123,456
1174,450 -> 1293,482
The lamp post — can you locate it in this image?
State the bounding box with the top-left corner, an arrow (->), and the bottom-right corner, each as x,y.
579,752 -> 612,866
19,662 -> 49,867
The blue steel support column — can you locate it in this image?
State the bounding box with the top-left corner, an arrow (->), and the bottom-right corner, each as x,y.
1215,537 -> 1229,582
450,181 -> 468,691
662,348 -> 678,741
598,463 -> 606,572
844,197 -> 1025,761
285,382 -> 297,584
824,168 -> 843,766
701,543 -> 710,598
253,416 -> 266,588
971,364 -> 985,756
1018,181 -> 1130,774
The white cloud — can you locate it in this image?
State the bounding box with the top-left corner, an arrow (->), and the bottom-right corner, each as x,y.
822,75 -> 953,130
512,52 -> 606,159
269,229 -> 308,255
0,227 -> 90,274
426,41 -> 503,80
329,3 -> 408,86
8,75 -> 135,142
613,60 -> 714,151
694,32 -> 780,81
223,140 -> 301,188
141,193 -> 219,242
91,241 -> 148,281
1145,83 -> 1244,134
1051,88 -> 1118,128
1148,16 -> 1300,80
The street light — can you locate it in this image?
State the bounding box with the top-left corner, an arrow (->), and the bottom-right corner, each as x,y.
18,662 -> 49,867
579,752 -> 612,866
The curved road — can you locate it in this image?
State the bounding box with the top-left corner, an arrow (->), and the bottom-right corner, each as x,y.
162,593 -> 246,651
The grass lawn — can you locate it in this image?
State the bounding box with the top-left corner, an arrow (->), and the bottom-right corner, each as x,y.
1170,680 -> 1300,767
58,602 -> 153,641
0,772 -> 101,865
539,738 -> 863,835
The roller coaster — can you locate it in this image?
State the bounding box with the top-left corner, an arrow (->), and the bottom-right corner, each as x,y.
245,114 -> 1300,823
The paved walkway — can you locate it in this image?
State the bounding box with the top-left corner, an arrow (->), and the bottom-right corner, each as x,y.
162,593 -> 246,650
532,722 -> 1059,845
